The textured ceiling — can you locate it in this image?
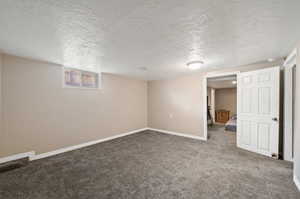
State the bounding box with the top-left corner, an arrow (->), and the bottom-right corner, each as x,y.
0,0 -> 299,80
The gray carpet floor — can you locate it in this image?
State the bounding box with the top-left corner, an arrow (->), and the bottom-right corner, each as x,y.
0,126 -> 299,199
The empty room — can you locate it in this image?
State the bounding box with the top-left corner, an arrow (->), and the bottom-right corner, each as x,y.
0,1 -> 300,198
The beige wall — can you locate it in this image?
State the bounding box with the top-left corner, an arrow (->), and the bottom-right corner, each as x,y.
215,88 -> 237,117
0,54 -> 285,158
148,73 -> 205,136
0,54 -> 2,153
148,60 -> 283,138
295,42 -> 300,183
0,55 -> 147,157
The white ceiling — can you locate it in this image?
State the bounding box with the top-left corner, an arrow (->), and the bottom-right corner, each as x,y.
0,0 -> 299,80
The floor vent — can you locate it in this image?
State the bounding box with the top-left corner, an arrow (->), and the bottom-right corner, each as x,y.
0,158 -> 29,173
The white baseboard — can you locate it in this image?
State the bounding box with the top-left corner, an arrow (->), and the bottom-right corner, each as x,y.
0,128 -> 148,163
148,128 -> 207,141
294,175 -> 300,192
0,127 -> 205,163
30,128 -> 148,161
0,151 -> 35,164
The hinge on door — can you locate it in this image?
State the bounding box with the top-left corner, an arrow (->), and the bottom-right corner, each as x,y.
271,153 -> 279,159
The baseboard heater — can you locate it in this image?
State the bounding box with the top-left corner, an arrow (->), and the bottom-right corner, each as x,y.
0,158 -> 29,173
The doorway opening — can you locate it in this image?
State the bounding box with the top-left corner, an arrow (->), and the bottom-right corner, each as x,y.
204,67 -> 281,157
204,73 -> 238,143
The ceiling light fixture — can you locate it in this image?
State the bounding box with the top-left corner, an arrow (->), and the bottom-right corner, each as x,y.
186,60 -> 204,70
232,80 -> 237,84
267,58 -> 275,62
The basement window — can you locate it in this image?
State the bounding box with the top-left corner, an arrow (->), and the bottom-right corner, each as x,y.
63,67 -> 101,89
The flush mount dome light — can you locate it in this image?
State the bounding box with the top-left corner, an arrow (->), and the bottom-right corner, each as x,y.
232,80 -> 237,84
186,60 -> 204,70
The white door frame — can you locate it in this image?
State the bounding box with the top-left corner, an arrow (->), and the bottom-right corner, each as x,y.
283,48 -> 297,161
210,88 -> 216,123
203,71 -> 240,140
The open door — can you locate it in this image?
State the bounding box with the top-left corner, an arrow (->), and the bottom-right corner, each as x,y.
237,67 -> 280,157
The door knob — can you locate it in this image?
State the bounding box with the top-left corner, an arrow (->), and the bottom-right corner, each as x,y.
272,117 -> 278,121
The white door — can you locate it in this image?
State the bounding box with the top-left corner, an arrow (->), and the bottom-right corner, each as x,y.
237,67 -> 280,157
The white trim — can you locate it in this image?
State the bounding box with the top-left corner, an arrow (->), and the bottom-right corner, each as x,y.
0,151 -> 35,164
283,49 -> 297,161
284,48 -> 297,67
203,71 -> 240,140
203,78 -> 208,140
0,127 -> 206,163
210,88 -> 216,123
205,71 -> 240,79
148,128 -> 206,141
30,128 -> 148,160
0,128 -> 147,163
294,175 -> 300,192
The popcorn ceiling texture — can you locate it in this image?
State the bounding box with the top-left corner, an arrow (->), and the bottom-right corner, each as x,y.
0,0 -> 299,79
